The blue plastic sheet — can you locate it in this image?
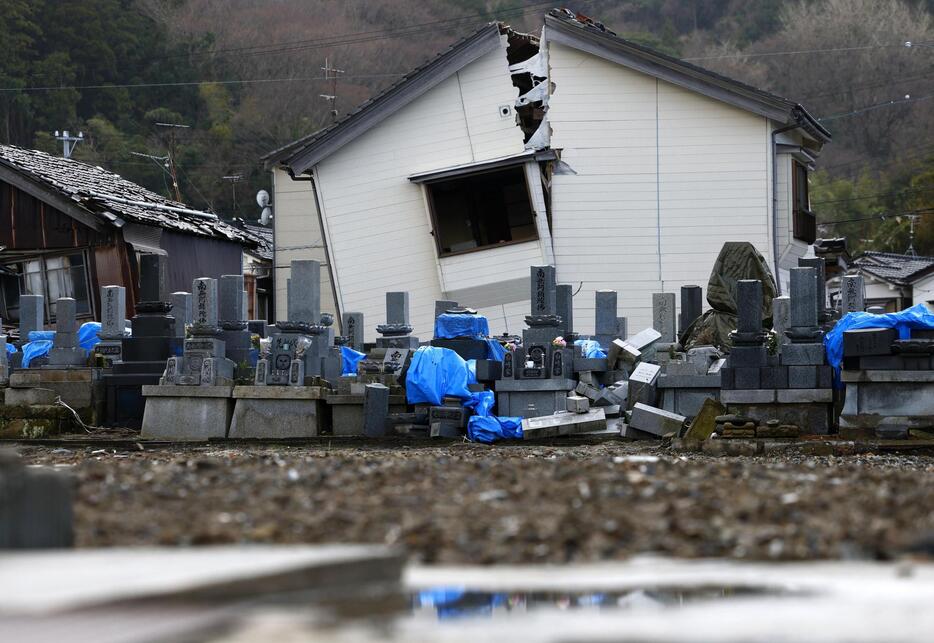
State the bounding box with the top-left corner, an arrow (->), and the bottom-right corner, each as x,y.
484,339 -> 506,361
405,346 -> 473,405
28,330 -> 55,342
467,415 -> 523,443
574,339 -> 607,359
79,322 -> 101,351
825,304 -> 934,386
341,346 -> 366,376
434,313 -> 491,339
21,340 -> 53,367
464,390 -> 495,417
5,343 -> 15,355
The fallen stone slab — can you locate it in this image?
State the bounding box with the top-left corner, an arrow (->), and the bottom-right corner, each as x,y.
683,397 -> 726,442
522,408 -> 606,440
629,403 -> 686,437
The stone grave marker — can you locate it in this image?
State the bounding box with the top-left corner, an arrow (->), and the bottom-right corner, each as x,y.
556,285 -> 574,336
289,261 -> 321,325
171,292 -> 192,338
652,293 -> 676,344
840,274 -> 865,315
679,285 -> 703,335
18,294 -> 44,347
48,298 -> 85,366
594,290 -> 617,347
97,285 -> 127,365
342,312 -> 365,352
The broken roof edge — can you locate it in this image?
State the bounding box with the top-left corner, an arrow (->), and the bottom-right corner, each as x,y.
542,11 -> 831,143
274,23 -> 505,176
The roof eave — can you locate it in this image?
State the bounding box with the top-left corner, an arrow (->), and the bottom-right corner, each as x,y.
283,23 -> 504,176
0,159 -> 107,233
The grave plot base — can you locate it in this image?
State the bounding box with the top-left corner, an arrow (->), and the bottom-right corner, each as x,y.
8,367 -> 104,425
140,385 -> 234,441
326,394 -> 407,436
0,403 -> 74,438
839,373 -> 934,433
228,386 -> 326,438
658,385 -> 720,418
722,398 -> 832,435
497,390 -> 572,418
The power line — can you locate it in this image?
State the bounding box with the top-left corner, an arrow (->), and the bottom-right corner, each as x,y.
148,1 -> 555,63
799,69 -> 934,102
812,185 -> 934,206
818,91 -> 934,122
685,40 -> 934,61
818,207 -> 934,225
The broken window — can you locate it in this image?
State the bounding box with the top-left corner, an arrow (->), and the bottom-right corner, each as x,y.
427,167 -> 538,256
792,161 -> 816,244
0,251 -> 92,321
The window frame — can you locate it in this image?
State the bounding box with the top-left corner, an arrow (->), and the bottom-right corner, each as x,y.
424,167 -> 540,259
792,160 -> 816,244
0,250 -> 94,323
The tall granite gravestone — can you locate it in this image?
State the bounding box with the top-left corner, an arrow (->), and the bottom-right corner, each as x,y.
772,295 -> 791,354
103,255 -> 176,426
679,285 -> 703,336
652,293 -> 677,344
594,290 -> 617,348
840,274 -> 865,315
798,257 -> 829,323
375,292 -> 419,349
218,275 -> 251,368
171,292 -> 192,339
95,285 -> 127,366
434,300 -> 458,321
17,295 -> 44,350
556,285 -> 574,337
47,298 -> 86,366
342,312 -> 365,353
142,278 -> 236,440
494,266 -> 575,417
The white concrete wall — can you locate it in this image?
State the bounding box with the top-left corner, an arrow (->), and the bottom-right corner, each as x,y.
271,167 -> 336,322
547,42 -> 773,333
912,273 -> 934,310
310,37 -> 527,341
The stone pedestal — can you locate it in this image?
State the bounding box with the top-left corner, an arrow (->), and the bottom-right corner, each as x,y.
326,393 -> 408,436
140,385 -> 234,440
228,385 -> 326,438
839,370 -> 934,435
721,388 -> 833,434
495,378 -> 575,417
8,367 -> 104,425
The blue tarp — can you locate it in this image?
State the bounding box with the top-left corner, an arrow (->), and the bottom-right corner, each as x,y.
341,346 -> 366,376
467,415 -> 523,443
405,346 -> 474,405
5,343 -> 15,355
825,304 -> 934,386
484,339 -> 506,361
434,313 -> 491,339
21,340 -> 53,367
28,330 -> 55,342
79,322 -> 101,351
574,339 -> 606,359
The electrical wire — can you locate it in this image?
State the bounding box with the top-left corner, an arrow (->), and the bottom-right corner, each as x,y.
811,185 -> 934,206
685,40 -> 934,61
818,91 -> 934,121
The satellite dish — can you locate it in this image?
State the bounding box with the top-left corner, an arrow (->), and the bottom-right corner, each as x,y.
256,189 -> 270,207
260,206 -> 273,226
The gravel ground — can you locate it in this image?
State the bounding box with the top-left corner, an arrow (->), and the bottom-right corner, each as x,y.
17,442 -> 934,564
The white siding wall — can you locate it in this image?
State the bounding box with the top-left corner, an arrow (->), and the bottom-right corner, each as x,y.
775,153 -> 809,288
548,42 -> 772,333
311,38 -> 526,341
272,168 -> 335,322
912,273 -> 934,310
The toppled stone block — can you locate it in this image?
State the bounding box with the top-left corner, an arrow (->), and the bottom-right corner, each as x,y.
628,362 -> 660,409
566,395 -> 590,414
629,403 -> 686,437
575,381 -> 600,401
522,408 -> 606,440
843,327 -> 898,358
608,339 -> 640,367
363,384 -> 390,438
683,397 -> 726,442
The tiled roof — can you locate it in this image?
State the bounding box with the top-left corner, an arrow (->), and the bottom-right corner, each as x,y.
0,144 -> 259,246
242,223 -> 273,260
854,251 -> 934,285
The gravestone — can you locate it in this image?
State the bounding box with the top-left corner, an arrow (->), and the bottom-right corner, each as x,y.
628,362 -> 661,409
616,317 -> 628,342
171,292 -> 192,339
96,286 -> 127,366
376,292 -> 418,349
162,278 -> 234,387
363,383 -> 390,437
288,261 -> 321,325
434,300 -> 458,320
18,295 -> 45,348
772,295 -> 791,352
798,257 -> 827,322
840,274 -> 865,315
47,298 -> 85,366
342,312 -> 365,352
594,290 -> 617,348
218,275 -> 251,367
103,255 -> 176,427
652,293 -> 677,344
556,285 -> 574,336
679,285 -> 703,336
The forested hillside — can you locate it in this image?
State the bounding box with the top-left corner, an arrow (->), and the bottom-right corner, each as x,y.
1,0 -> 932,254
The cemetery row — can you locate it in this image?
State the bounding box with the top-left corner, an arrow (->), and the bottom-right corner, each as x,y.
1,242 -> 933,444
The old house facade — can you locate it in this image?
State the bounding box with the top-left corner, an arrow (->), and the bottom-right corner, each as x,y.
265,10 -> 830,341
0,144 -> 261,331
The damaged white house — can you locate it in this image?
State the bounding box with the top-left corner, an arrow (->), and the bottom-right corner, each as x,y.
263,9 -> 831,340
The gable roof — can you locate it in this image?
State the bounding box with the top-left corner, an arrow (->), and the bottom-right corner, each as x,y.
0,144 -> 259,246
542,9 -> 830,142
265,23 -> 505,175
854,251 -> 934,286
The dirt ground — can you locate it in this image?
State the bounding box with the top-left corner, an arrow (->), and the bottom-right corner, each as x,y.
16,441 -> 934,564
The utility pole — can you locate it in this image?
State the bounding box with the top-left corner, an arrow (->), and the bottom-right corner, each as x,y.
320,57 -> 344,122
54,130 -> 84,158
222,174 -> 244,213
906,215 -> 919,256
155,122 -> 189,202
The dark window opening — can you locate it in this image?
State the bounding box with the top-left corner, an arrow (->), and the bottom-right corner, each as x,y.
792,161 -> 816,244
0,251 -> 92,322
427,167 -> 538,257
